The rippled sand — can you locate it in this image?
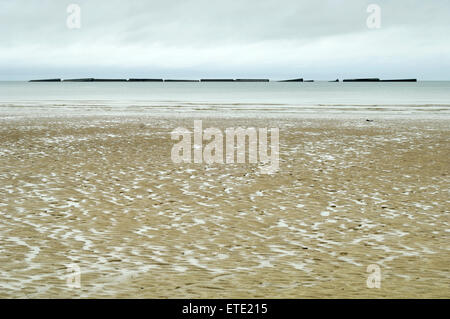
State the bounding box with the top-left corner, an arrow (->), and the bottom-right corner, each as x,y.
0,115 -> 448,298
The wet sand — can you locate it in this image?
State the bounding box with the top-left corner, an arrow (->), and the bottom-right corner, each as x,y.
0,115 -> 449,298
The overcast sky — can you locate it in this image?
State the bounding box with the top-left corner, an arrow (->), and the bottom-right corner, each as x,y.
1,0 -> 449,80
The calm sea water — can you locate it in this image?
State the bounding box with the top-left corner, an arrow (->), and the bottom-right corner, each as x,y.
1,81 -> 449,117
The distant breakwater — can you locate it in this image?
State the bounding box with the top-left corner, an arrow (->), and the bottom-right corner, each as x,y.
29,77 -> 418,83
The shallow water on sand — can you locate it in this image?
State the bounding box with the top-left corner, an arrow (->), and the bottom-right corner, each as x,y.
1,81 -> 450,112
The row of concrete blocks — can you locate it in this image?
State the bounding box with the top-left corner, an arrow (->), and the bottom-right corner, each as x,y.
29,77 -> 417,82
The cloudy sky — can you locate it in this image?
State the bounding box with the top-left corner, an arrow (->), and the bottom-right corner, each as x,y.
1,0 -> 449,80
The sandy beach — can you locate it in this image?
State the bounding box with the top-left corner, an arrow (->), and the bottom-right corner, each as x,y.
0,114 -> 448,298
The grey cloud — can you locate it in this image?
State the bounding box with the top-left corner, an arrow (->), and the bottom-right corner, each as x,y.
0,0 -> 449,80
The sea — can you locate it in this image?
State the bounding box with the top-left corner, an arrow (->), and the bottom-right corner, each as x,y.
0,81 -> 449,118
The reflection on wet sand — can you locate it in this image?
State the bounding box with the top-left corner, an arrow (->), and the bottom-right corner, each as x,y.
0,116 -> 448,298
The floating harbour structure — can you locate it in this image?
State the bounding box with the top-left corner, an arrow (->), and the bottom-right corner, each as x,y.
200,79 -> 235,82
235,79 -> 270,82
29,78 -> 61,82
380,79 -> 417,82
90,79 -> 127,82
62,78 -> 95,82
278,78 -> 303,82
164,79 -> 200,82
343,78 -> 417,82
128,78 -> 163,82
343,78 -> 380,82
